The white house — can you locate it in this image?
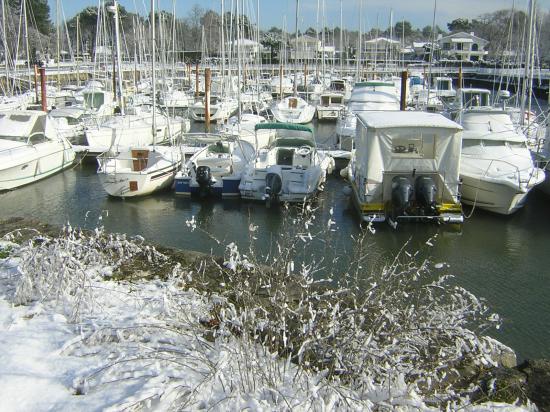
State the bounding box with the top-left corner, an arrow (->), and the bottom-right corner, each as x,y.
363,37 -> 401,63
227,39 -> 264,62
438,32 -> 488,62
291,35 -> 321,62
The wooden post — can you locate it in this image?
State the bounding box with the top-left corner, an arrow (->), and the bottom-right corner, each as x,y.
195,61 -> 199,97
205,68 -> 211,132
400,71 -> 408,111
34,65 -> 39,103
39,67 -> 47,112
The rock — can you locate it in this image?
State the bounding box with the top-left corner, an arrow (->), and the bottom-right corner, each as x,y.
518,358 -> 550,411
472,367 -> 528,405
483,336 -> 518,368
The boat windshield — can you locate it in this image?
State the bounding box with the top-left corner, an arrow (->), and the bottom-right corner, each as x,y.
83,92 -> 105,110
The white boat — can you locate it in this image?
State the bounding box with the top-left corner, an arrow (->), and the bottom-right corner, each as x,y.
159,89 -> 193,109
190,95 -> 239,122
49,107 -> 87,144
239,123 -> 335,205
271,96 -> 316,124
459,109 -> 545,214
174,138 -> 255,197
0,110 -> 75,190
270,75 -> 294,97
97,146 -> 182,197
84,105 -> 188,154
343,111 -> 464,226
224,113 -> 276,149
316,92 -> 345,121
336,81 -> 400,150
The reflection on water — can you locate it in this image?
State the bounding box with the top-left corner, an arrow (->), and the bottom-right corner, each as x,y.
1,138 -> 549,361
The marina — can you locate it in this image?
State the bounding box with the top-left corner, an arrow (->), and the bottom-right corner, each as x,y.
2,0 -> 550,408
1,117 -> 549,362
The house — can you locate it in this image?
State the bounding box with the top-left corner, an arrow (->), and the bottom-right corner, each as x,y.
363,37 -> 401,63
438,32 -> 488,62
227,39 -> 265,62
289,35 -> 336,63
291,35 -> 320,62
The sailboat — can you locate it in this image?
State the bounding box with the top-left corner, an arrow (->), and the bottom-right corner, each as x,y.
270,0 -> 316,125
96,0 -> 181,198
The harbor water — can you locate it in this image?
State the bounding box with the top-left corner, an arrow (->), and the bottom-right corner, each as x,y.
0,119 -> 549,361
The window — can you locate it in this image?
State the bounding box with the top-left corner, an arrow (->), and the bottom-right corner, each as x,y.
392,133 -> 436,159
482,140 -> 506,147
29,133 -> 47,145
507,141 -> 527,149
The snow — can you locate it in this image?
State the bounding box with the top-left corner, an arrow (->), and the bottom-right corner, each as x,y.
0,234 -> 535,411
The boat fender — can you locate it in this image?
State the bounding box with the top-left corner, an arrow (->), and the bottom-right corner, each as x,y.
415,176 -> 437,214
391,176 -> 413,215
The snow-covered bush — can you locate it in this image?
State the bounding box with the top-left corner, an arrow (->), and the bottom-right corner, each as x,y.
1,209 -> 512,409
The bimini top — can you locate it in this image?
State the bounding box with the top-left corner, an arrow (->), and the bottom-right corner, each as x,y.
255,122 -> 313,133
357,111 -> 462,131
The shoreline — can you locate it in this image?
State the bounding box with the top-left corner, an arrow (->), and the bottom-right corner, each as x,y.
1,216 -> 549,410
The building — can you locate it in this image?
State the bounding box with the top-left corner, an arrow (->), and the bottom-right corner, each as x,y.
438,32 -> 488,62
227,39 -> 265,62
291,35 -> 321,62
363,37 -> 401,63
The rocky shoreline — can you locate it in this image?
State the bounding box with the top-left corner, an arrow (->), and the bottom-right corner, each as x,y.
1,216 -> 549,410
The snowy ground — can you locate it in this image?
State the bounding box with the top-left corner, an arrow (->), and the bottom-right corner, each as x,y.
0,234 -> 534,411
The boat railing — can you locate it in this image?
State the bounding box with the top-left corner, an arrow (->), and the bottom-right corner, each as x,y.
480,157 -> 525,189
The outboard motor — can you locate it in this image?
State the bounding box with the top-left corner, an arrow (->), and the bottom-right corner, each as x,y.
265,172 -> 282,208
195,165 -> 212,197
391,176 -> 413,218
415,176 -> 438,215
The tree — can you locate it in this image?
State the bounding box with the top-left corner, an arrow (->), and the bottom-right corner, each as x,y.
447,18 -> 472,33
394,21 -> 412,39
8,0 -> 52,35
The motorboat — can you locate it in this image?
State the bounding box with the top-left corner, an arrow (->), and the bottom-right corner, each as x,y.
0,110 -> 75,190
174,137 -> 255,197
342,111 -> 464,226
97,146 -> 182,197
239,123 -> 335,205
336,81 -> 400,150
271,96 -> 316,124
316,92 -> 345,121
459,109 -> 545,214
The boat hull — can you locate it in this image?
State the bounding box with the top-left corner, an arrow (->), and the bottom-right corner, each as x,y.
0,143 -> 75,191
460,174 -> 542,215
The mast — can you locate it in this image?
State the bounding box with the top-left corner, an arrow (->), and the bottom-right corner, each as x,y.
23,0 -> 31,91
76,14 -> 80,87
220,0 -> 225,97
1,0 -> 9,95
339,0 -> 343,75
56,0 -> 60,90
293,0 -> 299,97
151,0 -> 157,147
521,0 -> 535,126
237,0 -> 242,122
111,0 -> 124,113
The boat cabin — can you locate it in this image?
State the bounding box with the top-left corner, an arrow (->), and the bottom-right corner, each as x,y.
350,111 -> 463,225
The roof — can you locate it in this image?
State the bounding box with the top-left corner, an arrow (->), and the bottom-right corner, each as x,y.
364,37 -> 400,44
255,123 -> 313,133
356,111 -> 462,130
439,31 -> 487,44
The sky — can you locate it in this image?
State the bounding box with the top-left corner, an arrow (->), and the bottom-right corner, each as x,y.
49,0 -> 550,32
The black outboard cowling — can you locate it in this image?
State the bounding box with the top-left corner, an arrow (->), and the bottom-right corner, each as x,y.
196,166 -> 212,196
415,176 -> 437,214
391,176 -> 413,216
265,172 -> 283,207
